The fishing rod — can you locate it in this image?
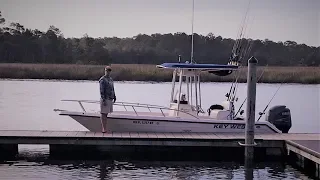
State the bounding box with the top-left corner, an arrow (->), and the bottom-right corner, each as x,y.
233,0 -> 251,54
234,64 -> 268,117
227,72 -> 238,101
227,0 -> 253,102
233,0 -> 252,57
241,15 -> 255,60
256,82 -> 283,122
190,0 -> 195,63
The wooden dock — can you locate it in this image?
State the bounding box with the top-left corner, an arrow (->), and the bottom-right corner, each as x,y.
286,140 -> 320,178
0,130 -> 319,178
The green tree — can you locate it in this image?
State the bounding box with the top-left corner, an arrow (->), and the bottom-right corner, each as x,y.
0,11 -> 318,66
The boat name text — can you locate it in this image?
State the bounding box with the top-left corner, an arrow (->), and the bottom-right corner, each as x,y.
133,120 -> 159,125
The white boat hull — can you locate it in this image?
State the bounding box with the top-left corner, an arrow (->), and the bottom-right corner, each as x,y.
61,111 -> 281,134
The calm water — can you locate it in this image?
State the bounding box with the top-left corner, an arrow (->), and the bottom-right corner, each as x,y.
0,79 -> 319,180
0,158 -> 314,180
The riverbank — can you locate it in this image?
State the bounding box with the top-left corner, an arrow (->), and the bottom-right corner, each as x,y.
0,63 -> 319,84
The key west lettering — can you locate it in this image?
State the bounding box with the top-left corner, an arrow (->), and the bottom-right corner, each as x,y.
212,124 -> 261,129
213,124 -> 245,129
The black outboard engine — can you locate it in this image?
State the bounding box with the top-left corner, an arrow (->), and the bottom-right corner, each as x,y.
265,105 -> 292,133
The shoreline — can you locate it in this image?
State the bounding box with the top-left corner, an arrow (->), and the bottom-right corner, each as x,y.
1,78 -> 319,86
0,63 -> 319,84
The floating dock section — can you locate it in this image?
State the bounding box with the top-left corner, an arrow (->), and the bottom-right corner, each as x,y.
0,130 -> 319,178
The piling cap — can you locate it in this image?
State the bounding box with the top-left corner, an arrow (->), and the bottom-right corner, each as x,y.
248,56 -> 258,64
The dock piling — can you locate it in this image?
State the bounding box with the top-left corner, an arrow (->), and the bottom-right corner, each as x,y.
245,56 -> 258,160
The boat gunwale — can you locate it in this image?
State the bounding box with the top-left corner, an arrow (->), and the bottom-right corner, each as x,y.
60,110 -> 281,133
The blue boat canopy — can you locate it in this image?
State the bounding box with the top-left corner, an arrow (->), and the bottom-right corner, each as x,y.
156,62 -> 238,71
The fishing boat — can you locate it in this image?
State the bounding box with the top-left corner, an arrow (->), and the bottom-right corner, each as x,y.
54,58 -> 292,134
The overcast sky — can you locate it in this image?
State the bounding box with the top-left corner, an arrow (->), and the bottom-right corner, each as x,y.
1,0 -> 319,46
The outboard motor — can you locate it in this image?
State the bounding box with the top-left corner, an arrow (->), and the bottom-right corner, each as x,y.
265,105 -> 292,133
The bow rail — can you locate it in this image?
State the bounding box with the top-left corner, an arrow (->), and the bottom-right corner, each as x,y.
54,99 -> 200,119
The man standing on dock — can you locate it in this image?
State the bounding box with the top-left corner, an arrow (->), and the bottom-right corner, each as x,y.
99,66 -> 116,133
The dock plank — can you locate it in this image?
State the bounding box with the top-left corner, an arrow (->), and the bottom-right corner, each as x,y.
146,132 -> 158,138
38,131 -> 60,137
204,133 -> 219,139
94,132 -> 105,138
291,140 -> 320,154
163,133 -> 175,139
85,132 -> 96,137
225,133 -> 244,139
2,130 -> 30,137
0,131 -> 318,140
0,130 -> 319,145
120,132 -> 131,138
181,133 -> 194,139
29,130 -> 51,137
196,133 -> 210,139
0,130 -> 9,136
215,133 -> 233,139
192,133 -> 203,139
213,133 -> 223,139
38,131 -> 56,137
11,130 -> 35,137
138,132 -> 149,138
75,131 -> 87,137
156,133 -> 167,139
172,133 -> 184,139
102,132 -> 113,138
111,132 -> 123,138
66,131 -> 79,137
129,132 -> 140,138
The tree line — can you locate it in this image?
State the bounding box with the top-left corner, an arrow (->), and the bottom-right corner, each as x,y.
0,11 -> 319,66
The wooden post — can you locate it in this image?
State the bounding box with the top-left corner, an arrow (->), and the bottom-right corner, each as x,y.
245,56 -> 258,160
245,155 -> 254,179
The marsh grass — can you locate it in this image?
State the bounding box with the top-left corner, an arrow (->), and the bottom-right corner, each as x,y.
0,63 -> 319,84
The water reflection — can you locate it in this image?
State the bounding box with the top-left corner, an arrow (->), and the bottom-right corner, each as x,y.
245,158 -> 254,180
99,161 -> 114,180
0,158 -> 315,180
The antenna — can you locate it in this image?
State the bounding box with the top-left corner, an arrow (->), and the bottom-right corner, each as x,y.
191,0 -> 195,63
